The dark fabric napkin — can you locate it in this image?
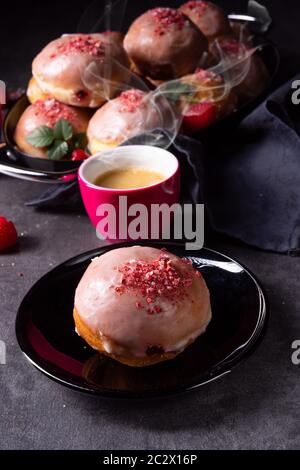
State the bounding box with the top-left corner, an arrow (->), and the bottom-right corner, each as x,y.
26,75 -> 300,254
204,76 -> 300,255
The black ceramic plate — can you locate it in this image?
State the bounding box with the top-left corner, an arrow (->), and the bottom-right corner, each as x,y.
16,242 -> 268,399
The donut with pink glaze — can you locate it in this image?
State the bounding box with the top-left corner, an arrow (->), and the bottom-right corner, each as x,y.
74,246 -> 212,367
86,89 -> 175,154
32,33 -> 130,108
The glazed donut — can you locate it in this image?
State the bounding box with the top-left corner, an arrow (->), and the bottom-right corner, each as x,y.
32,33 -> 130,108
179,1 -> 231,40
74,246 -> 212,367
209,37 -> 270,103
169,68 -> 237,133
87,89 -> 175,154
123,7 -> 208,80
14,98 -> 89,158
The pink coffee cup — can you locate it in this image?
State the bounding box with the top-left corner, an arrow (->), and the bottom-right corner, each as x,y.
78,145 -> 180,241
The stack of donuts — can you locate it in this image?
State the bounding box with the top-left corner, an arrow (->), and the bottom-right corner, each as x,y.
15,1 -> 270,159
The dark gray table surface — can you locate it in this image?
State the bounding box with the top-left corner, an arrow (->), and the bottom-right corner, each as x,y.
1,0 -> 300,451
0,175 -> 299,450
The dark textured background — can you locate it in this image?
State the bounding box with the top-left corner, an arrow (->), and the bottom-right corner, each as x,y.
0,0 -> 300,450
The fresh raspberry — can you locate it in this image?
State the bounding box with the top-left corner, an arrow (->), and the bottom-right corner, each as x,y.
182,102 -> 216,133
0,217 -> 18,251
71,149 -> 89,161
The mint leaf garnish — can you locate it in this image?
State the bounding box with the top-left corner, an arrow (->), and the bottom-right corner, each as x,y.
47,140 -> 69,160
26,126 -> 54,148
24,117 -> 86,160
54,118 -> 73,141
160,82 -> 196,103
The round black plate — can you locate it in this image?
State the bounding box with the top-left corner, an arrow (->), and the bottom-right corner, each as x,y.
16,242 -> 268,399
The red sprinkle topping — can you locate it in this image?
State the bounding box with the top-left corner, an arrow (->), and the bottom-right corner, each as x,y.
146,344 -> 165,355
195,68 -> 224,84
118,89 -> 145,113
114,252 -> 200,314
33,99 -> 77,126
57,35 -> 105,57
151,8 -> 186,35
184,1 -> 209,14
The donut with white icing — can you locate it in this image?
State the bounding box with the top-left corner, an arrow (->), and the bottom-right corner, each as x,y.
32,33 -> 130,108
86,89 -> 175,154
14,98 -> 89,158
74,246 -> 212,367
